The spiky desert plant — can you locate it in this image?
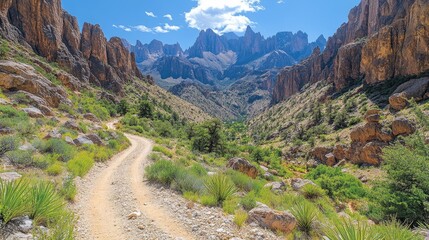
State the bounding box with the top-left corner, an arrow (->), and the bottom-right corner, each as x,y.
373,219 -> 422,240
291,200 -> 319,236
30,181 -> 65,225
323,219 -> 379,240
0,179 -> 30,223
204,173 -> 236,204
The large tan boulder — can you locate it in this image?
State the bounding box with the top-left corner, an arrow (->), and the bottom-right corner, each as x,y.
389,78 -> 429,110
350,122 -> 393,143
0,61 -> 70,107
392,117 -> 416,136
227,157 -> 258,179
248,202 -> 296,233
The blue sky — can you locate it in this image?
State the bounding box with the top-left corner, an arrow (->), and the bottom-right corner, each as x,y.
63,0 -> 360,49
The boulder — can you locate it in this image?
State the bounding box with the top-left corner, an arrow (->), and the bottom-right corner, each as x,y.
63,120 -> 80,131
0,172 -> 22,181
18,143 -> 36,152
22,107 -> 44,118
84,134 -> 103,146
65,136 -> 75,145
310,146 -> 333,164
391,117 -> 416,136
83,113 -> 100,123
365,114 -> 381,123
264,182 -> 286,193
333,144 -> 348,161
389,78 -> 429,111
325,153 -> 336,166
44,129 -> 61,139
73,136 -> 94,146
348,142 -> 386,166
226,157 -> 258,179
248,202 -> 296,233
0,127 -> 14,135
14,91 -> 53,116
9,216 -> 33,234
350,122 -> 393,143
291,178 -> 316,191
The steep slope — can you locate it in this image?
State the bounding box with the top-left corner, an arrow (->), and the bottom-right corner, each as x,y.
273,0 -> 429,103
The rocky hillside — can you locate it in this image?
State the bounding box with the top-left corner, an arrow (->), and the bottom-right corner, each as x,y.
273,0 -> 429,103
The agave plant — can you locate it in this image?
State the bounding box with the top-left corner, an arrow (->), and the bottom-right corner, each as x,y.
291,200 -> 319,236
30,181 -> 65,225
323,219 -> 380,240
204,173 -> 236,204
0,179 -> 30,223
373,219 -> 421,240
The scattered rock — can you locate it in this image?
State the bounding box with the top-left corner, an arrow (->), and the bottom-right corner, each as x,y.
64,120 -> 80,131
389,78 -> 429,111
226,157 -> 258,179
310,146 -> 333,164
248,202 -> 296,233
84,134 -> 103,146
392,117 -> 415,136
0,172 -> 22,182
365,113 -> 381,123
83,113 -> 100,122
44,129 -> 62,139
18,143 -> 36,152
65,136 -> 75,145
334,159 -> 347,167
23,107 -> 44,118
127,210 -> 142,220
291,178 -> 316,191
0,127 -> 14,135
325,153 -> 336,166
264,182 -> 286,194
73,136 -> 94,146
9,216 -> 33,234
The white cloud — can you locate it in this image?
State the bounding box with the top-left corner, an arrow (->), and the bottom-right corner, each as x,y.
113,24 -> 132,32
163,23 -> 180,31
134,25 -> 152,32
145,11 -> 156,18
154,26 -> 169,33
163,14 -> 173,21
185,0 -> 263,34
277,0 -> 284,3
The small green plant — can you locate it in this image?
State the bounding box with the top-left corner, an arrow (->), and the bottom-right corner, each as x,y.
372,219 -> 421,240
200,195 -> 218,207
173,169 -> 204,194
233,209 -> 248,228
152,145 -> 173,158
183,191 -> 199,202
0,135 -> 20,155
61,175 -> 77,202
41,139 -> 76,162
204,174 -> 236,205
145,160 -> 178,185
290,201 -> 319,236
5,150 -> 33,166
240,191 -> 257,210
67,151 -> 94,177
0,39 -> 10,58
30,181 -> 65,225
46,162 -> 63,176
0,179 -> 29,223
302,184 -> 326,200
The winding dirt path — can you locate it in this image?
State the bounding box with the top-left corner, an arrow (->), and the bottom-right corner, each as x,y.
74,121 -> 195,240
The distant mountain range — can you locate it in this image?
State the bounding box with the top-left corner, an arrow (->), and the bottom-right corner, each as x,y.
123,26 -> 326,119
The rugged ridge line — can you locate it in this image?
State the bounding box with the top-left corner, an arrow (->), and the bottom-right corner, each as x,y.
0,0 -> 146,94
273,0 -> 429,103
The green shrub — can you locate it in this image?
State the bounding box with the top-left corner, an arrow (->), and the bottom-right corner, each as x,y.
5,150 -> 33,166
145,160 -> 178,185
152,145 -> 173,158
67,151 -> 94,177
46,162 -> 63,176
0,179 -> 29,223
0,135 -> 20,155
42,139 -> 76,162
33,154 -> 58,169
0,39 -> 10,58
190,163 -> 207,176
173,169 -> 204,194
200,195 -> 218,207
302,184 -> 326,200
61,175 -> 77,202
204,174 -> 236,205
183,191 -> 199,202
138,100 -> 154,119
227,169 -> 260,192
30,181 -> 64,225
37,211 -> 75,240
306,165 -> 367,201
240,191 -> 257,210
291,201 -> 319,236
192,119 -> 225,154
222,197 -> 240,214
234,209 -> 248,228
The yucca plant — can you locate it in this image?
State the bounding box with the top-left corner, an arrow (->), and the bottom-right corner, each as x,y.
323,219 -> 379,240
291,200 -> 319,237
373,219 -> 422,240
30,181 -> 65,225
0,179 -> 30,223
36,211 -> 75,240
204,174 -> 236,204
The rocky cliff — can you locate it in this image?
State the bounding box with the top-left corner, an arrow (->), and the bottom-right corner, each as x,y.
0,0 -> 145,94
273,0 -> 429,103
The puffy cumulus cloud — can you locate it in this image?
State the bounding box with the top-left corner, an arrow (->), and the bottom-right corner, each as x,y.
185,0 -> 263,34
145,11 -> 156,18
134,25 -> 152,32
154,24 -> 180,33
163,23 -> 180,31
154,26 -> 169,33
163,14 -> 173,21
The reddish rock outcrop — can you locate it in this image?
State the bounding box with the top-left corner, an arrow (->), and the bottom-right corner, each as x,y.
0,0 -> 146,94
389,77 -> 429,110
248,203 -> 297,233
392,117 -> 416,136
273,0 -> 429,103
227,157 -> 258,179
